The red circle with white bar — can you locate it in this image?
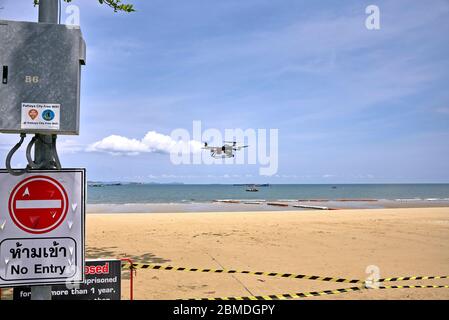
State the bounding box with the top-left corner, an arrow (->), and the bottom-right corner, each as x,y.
8,175 -> 68,234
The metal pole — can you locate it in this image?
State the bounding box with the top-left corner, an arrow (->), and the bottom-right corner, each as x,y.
120,258 -> 135,300
38,0 -> 59,24
31,0 -> 60,301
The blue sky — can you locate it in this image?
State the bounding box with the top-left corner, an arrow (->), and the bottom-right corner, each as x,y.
1,0 -> 449,183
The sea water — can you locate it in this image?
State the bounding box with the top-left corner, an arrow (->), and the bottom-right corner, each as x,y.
87,184 -> 449,204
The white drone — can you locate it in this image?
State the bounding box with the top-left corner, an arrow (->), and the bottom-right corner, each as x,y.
202,141 -> 248,158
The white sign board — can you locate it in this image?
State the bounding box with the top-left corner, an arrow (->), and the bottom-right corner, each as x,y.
0,169 -> 85,287
21,103 -> 61,130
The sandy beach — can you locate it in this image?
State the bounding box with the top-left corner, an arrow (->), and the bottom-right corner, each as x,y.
83,207 -> 449,300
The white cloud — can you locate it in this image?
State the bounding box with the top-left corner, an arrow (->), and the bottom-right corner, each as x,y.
58,139 -> 86,154
87,131 -> 202,156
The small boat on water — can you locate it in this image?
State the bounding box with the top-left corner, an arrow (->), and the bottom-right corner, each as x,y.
245,184 -> 259,192
246,187 -> 259,192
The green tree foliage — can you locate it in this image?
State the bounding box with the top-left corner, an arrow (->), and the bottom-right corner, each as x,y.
33,0 -> 135,13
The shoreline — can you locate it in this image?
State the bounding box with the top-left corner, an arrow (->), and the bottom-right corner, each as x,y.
87,199 -> 449,213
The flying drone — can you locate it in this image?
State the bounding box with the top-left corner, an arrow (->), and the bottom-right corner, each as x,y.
202,141 -> 248,158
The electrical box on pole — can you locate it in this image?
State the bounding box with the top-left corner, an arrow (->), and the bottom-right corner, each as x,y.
0,20 -> 86,135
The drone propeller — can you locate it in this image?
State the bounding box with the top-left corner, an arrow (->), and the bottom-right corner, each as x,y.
224,141 -> 238,146
233,145 -> 249,151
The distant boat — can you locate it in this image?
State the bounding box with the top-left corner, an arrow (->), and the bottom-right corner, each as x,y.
88,181 -> 105,187
245,185 -> 259,192
332,186 -> 337,189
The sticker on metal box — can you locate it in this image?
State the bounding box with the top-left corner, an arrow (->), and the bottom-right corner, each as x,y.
21,103 -> 60,130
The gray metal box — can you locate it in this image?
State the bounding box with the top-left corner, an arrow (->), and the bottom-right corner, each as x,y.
0,20 -> 86,135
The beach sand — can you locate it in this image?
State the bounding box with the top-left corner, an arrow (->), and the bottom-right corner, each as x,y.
85,207 -> 449,300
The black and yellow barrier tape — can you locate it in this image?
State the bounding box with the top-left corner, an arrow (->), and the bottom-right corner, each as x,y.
122,263 -> 362,284
122,263 -> 449,285
187,285 -> 449,301
122,263 -> 449,283
378,285 -> 449,289
187,286 -> 366,301
121,262 -> 448,300
379,276 -> 449,282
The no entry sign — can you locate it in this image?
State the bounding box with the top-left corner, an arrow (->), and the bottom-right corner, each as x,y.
0,169 -> 85,287
9,175 -> 69,234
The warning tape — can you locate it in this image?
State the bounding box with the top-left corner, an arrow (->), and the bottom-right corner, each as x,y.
188,285 -> 449,301
188,286 -> 366,301
379,276 -> 449,282
378,285 -> 449,289
123,263 -> 449,285
122,263 -> 362,284
121,262 -> 449,300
